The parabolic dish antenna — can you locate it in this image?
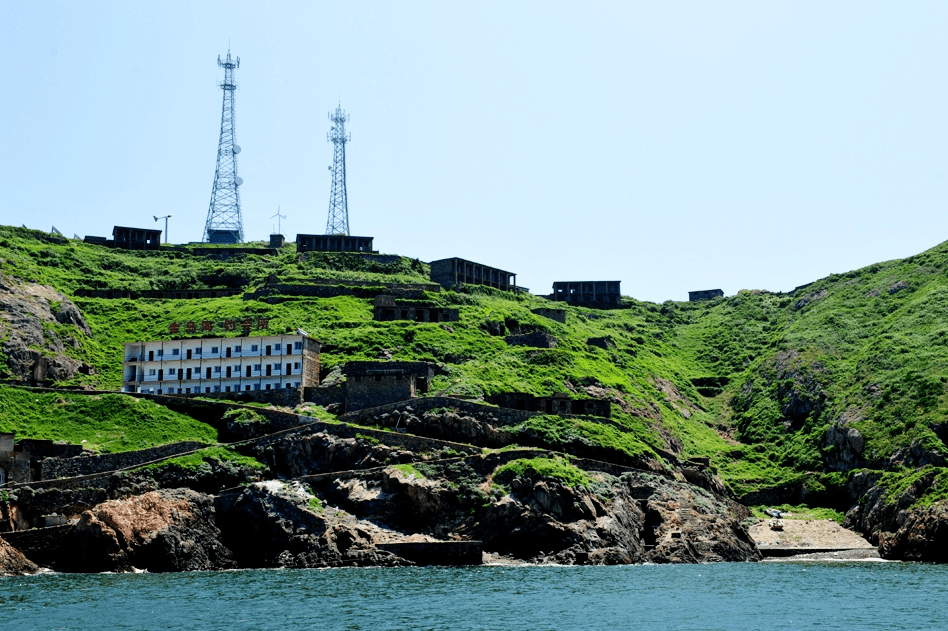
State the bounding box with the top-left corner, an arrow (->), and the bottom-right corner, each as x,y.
235,177 -> 243,186
233,145 -> 241,154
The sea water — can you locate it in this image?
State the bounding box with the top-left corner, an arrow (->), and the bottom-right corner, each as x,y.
2,562 -> 946,630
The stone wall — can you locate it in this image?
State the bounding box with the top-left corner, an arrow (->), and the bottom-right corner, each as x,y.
244,284 -> 433,302
531,308 -> 566,323
339,396 -> 535,426
688,289 -> 724,302
346,374 -> 415,412
39,441 -> 207,480
376,541 -> 482,566
302,385 -> 345,408
0,524 -> 73,567
73,288 -> 243,300
505,331 -> 558,349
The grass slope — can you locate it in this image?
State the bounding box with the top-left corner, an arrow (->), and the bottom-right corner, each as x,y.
4,224 -> 948,514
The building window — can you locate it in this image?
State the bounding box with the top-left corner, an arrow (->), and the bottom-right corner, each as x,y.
253,384 -> 260,391
294,342 -> 303,350
295,382 -> 300,388
254,364 -> 261,371
148,369 -> 156,376
157,350 -> 163,357
251,345 -> 258,352
265,384 -> 271,390
172,348 -> 180,356
211,346 -> 219,354
185,387 -> 191,394
196,347 -> 202,355
275,344 -> 282,351
214,366 -> 221,373
205,387 -> 211,393
235,345 -> 242,352
157,389 -> 162,394
177,388 -> 182,394
245,385 -> 251,391
168,368 -> 176,376
294,362 -> 300,370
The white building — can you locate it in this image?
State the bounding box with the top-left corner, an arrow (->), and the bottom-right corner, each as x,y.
123,334 -> 320,396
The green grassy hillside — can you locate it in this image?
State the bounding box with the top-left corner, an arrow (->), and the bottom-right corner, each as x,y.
3,224 -> 948,513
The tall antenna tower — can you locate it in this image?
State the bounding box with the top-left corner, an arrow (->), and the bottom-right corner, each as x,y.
325,104 -> 350,235
203,49 -> 244,244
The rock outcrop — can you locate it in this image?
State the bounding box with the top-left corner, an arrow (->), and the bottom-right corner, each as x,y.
60,488 -> 235,572
216,481 -> 407,568
0,274 -> 92,382
0,535 -> 38,575
844,470 -> 948,562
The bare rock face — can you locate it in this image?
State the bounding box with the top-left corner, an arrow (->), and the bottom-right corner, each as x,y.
877,504 -> 948,563
319,460 -> 759,565
0,274 -> 92,382
845,471 -> 948,562
0,535 -> 38,575
473,472 -> 759,565
61,488 -> 235,572
216,482 -> 407,568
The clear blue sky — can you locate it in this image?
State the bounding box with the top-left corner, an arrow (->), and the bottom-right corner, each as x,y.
2,1 -> 947,303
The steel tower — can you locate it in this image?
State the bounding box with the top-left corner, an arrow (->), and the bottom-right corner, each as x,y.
325,104 -> 351,235
203,50 -> 244,244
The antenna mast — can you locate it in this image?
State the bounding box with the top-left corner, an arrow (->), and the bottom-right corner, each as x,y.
203,49 -> 244,243
325,104 -> 350,235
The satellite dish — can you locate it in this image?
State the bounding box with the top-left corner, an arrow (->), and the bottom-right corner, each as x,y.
235,177 -> 243,186
233,145 -> 241,154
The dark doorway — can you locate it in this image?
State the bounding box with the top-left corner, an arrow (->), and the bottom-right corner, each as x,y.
266,365 -> 272,376
186,349 -> 192,360
148,350 -> 154,361
206,367 -> 212,379
226,366 -> 232,378
186,368 -> 192,380
246,366 -> 251,377
226,348 -> 232,358
158,369 -> 163,381
266,345 -> 271,356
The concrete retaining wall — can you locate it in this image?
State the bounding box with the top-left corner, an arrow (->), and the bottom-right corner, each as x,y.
40,442 -> 207,479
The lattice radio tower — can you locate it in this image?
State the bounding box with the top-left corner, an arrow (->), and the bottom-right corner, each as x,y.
325,104 -> 351,235
203,49 -> 244,243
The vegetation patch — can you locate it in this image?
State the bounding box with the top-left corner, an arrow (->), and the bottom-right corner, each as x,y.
137,446 -> 265,472
749,504 -> 846,523
391,463 -> 426,480
494,456 -> 591,488
0,386 -> 217,452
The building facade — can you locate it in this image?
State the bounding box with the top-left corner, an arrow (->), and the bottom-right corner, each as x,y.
373,295 -> 459,323
551,281 -> 621,307
429,257 -> 517,292
296,234 -> 375,253
123,334 -> 320,396
112,226 -> 162,250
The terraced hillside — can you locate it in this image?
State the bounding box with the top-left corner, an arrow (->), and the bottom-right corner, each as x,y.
2,224 -> 947,561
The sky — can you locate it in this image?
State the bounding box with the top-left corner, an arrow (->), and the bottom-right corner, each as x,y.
2,1 -> 947,303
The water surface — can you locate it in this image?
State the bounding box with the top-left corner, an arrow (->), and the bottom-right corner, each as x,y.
2,562 -> 946,630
